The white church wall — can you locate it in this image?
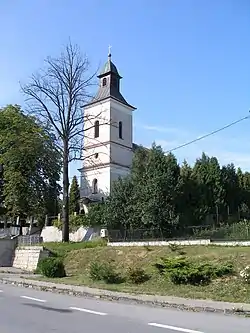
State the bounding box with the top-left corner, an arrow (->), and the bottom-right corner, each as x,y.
110,144 -> 133,168
83,144 -> 111,168
80,55 -> 136,201
84,101 -> 111,147
81,167 -> 111,198
110,100 -> 133,148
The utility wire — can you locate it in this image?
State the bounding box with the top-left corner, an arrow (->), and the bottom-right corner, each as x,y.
165,112 -> 250,154
69,112 -> 250,179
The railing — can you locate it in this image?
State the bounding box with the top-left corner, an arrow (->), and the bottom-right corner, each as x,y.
107,228 -> 200,242
17,235 -> 43,246
108,222 -> 250,242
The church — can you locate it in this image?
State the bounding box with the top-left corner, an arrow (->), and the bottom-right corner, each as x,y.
79,50 -> 138,207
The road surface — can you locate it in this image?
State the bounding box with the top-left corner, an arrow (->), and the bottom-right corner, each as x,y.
0,283 -> 249,333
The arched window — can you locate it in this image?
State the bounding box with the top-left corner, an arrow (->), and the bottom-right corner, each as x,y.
102,78 -> 107,87
92,178 -> 98,194
94,120 -> 99,138
118,121 -> 123,139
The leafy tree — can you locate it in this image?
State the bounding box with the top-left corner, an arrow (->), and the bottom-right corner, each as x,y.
192,153 -> 225,225
139,144 -> 180,233
69,176 -> 80,214
22,42 -> 98,242
106,144 -> 180,236
106,176 -> 135,230
221,163 -> 240,219
0,105 -> 61,221
178,160 -> 199,227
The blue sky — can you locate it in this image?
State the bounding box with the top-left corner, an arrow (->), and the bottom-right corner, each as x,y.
1,0 -> 250,184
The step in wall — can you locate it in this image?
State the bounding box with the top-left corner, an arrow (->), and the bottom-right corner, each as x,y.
13,246 -> 50,271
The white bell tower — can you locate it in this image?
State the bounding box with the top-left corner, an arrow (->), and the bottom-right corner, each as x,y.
79,49 -> 136,203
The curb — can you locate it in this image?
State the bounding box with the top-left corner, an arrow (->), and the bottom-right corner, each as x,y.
0,277 -> 249,317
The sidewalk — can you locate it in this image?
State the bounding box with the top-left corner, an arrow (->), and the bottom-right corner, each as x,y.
0,272 -> 250,316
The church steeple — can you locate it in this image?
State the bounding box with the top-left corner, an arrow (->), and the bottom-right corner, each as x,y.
85,48 -> 134,109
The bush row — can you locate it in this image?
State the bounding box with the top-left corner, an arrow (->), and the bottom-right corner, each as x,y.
155,256 -> 234,285
89,262 -> 150,284
36,254 -> 235,286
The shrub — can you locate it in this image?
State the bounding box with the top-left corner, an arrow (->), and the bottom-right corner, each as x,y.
36,257 -> 66,278
155,256 -> 234,286
169,265 -> 211,285
168,243 -> 182,252
213,263 -> 234,277
155,256 -> 189,274
89,262 -> 106,281
89,261 -> 124,284
127,267 -> 150,284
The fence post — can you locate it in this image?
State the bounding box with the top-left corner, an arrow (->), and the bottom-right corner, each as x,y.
3,215 -> 7,230
45,215 -> 49,226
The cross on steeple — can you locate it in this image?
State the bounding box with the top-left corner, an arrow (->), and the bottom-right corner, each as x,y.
108,45 -> 112,57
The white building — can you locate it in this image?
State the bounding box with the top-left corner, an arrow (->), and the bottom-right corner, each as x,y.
79,51 -> 138,206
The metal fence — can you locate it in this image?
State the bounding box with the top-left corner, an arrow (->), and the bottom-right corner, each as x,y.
108,223 -> 250,242
17,235 -> 43,246
107,228 -> 205,242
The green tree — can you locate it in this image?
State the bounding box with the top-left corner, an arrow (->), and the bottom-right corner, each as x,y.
178,160 -> 199,227
0,105 -> 61,221
106,144 -> 181,236
106,176 -> 135,231
192,152 -> 224,225
69,176 -> 80,214
221,163 -> 240,219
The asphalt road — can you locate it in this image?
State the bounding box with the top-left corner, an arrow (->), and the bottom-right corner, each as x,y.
0,283 -> 250,333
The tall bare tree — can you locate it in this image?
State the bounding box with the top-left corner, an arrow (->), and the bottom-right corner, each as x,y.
22,42 -> 100,241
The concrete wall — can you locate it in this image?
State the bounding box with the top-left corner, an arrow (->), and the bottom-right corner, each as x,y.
0,238 -> 17,267
13,246 -> 50,271
108,240 -> 211,247
41,226 -> 100,243
108,240 -> 250,247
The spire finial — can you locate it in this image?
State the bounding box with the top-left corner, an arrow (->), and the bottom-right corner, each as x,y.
108,45 -> 112,58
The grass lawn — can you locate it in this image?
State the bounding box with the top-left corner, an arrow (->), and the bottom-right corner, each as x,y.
39,242 -> 250,303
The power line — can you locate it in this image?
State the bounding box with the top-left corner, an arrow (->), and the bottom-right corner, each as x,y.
165,112 -> 250,154
68,112 -> 250,179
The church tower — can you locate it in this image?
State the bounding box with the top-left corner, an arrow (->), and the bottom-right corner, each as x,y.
79,49 -> 136,203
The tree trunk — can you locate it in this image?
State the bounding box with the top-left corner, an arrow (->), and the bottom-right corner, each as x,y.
62,140 -> 69,242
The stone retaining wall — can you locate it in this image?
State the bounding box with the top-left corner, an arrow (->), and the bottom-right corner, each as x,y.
13,246 -> 50,271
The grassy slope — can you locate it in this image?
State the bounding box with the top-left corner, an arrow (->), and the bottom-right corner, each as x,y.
42,243 -> 250,303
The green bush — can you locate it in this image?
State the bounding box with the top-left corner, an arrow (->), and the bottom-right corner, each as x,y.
155,256 -> 189,274
193,221 -> 250,240
155,256 -> 234,286
127,267 -> 150,284
36,257 -> 66,278
168,243 -> 182,252
169,265 -> 211,285
212,263 -> 234,277
89,261 -> 124,284
89,262 -> 106,281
